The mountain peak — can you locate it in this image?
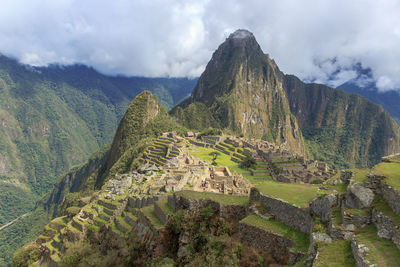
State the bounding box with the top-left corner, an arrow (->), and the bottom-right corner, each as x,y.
228,29 -> 254,39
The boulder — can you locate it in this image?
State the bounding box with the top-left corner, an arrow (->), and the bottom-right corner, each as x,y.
346,183 -> 374,209
312,232 -> 332,243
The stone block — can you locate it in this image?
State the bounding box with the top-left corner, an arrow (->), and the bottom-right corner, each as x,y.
346,183 -> 374,209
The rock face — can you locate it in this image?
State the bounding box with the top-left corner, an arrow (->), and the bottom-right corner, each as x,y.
346,183 -> 375,209
310,194 -> 337,221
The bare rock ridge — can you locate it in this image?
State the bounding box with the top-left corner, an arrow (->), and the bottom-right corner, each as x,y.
173,29 -> 400,168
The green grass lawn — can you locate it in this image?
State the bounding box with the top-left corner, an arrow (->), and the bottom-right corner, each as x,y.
188,143 -> 271,184
356,225 -> 400,266
255,181 -> 319,208
351,168 -> 370,183
176,190 -> 249,206
324,172 -> 348,193
373,162 -> 400,193
140,205 -> 164,229
372,195 -> 400,227
188,144 -> 237,166
229,166 -> 272,184
313,240 -> 356,267
241,215 -> 309,252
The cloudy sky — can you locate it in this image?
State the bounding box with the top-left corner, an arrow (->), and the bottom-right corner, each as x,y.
1,0 -> 400,90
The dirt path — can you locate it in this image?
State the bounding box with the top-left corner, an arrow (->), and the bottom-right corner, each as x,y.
0,212 -> 30,232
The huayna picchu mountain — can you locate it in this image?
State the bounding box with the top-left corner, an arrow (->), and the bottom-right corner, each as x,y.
172,29 -> 400,168
172,29 -> 306,156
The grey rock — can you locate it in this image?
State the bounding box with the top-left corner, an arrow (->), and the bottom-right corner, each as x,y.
312,232 -> 332,243
346,183 -> 375,209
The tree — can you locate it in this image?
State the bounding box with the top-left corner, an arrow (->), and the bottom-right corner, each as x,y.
240,156 -> 256,170
209,152 -> 221,165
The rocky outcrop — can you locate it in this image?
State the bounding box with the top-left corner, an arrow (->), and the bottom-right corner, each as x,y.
250,188 -> 313,233
310,194 -> 337,222
346,183 -> 374,209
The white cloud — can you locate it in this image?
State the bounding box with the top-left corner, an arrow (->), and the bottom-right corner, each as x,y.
1,0 -> 400,90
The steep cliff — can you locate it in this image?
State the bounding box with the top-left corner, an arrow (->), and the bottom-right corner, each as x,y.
284,75 -> 400,168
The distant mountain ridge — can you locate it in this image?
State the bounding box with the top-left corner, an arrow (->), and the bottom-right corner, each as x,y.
338,80 -> 400,124
173,29 -> 400,168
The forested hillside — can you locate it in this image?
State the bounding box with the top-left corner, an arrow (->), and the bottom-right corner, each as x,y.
0,55 -> 195,264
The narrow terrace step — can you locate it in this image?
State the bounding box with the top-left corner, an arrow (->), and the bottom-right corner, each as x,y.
115,216 -> 131,233
98,199 -> 118,210
123,211 -> 138,226
103,207 -> 114,216
94,217 -> 107,227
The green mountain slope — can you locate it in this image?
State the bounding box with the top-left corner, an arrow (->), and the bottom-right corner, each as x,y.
284,75 -> 400,168
0,91 -> 186,264
0,56 -> 195,264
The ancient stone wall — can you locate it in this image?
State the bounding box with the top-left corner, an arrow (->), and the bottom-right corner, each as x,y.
250,188 -> 313,233
128,196 -> 158,209
132,209 -> 157,232
154,201 -> 168,225
372,208 -> 400,250
238,222 -> 305,265
168,194 -> 177,212
381,183 -> 400,216
351,238 -> 372,267
169,194 -> 248,221
365,174 -> 385,192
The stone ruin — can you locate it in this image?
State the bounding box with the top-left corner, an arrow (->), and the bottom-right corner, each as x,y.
197,166 -> 252,195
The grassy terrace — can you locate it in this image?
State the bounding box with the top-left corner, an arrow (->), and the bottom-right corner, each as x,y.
140,205 -> 164,230
188,143 -> 237,166
255,180 -> 319,208
188,143 -> 271,183
313,240 -> 355,267
373,162 -> 400,193
241,215 -> 309,253
356,225 -> 400,266
176,190 -> 249,206
51,216 -> 67,226
350,168 -> 370,184
372,195 -> 400,226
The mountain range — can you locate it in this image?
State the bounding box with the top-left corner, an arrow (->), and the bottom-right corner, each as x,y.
1,29 -> 400,265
